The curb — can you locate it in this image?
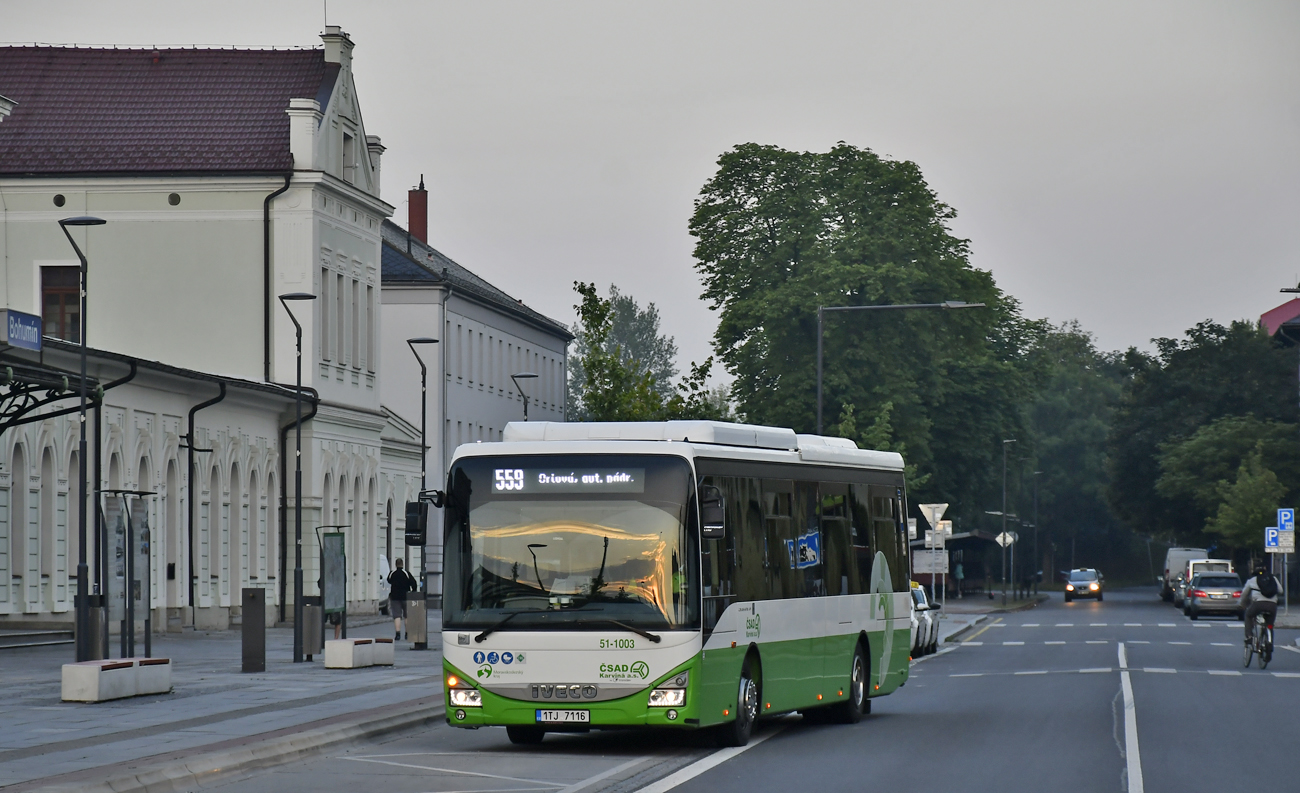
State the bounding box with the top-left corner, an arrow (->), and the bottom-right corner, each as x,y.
22,698 -> 445,793
942,614 -> 990,644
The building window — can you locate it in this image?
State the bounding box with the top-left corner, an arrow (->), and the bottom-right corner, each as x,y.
366,285 -> 376,373
351,278 -> 360,368
336,273 -> 345,364
320,267 -> 331,360
343,132 -> 356,184
42,266 -> 80,342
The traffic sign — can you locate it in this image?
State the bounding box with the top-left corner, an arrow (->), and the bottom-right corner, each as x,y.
918,503 -> 948,529
925,530 -> 945,549
996,531 -> 1016,548
913,549 -> 949,574
1266,526 -> 1280,549
907,518 -> 917,540
1269,529 -> 1295,554
1280,508 -> 1295,533
938,519 -> 953,536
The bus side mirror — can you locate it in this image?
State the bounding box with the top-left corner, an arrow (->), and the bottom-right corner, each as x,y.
700,485 -> 725,539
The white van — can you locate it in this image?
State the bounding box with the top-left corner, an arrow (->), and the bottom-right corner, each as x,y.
1161,547 -> 1207,602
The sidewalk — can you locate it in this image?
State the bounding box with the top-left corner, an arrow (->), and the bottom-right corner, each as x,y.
933,592 -> 1050,644
0,615 -> 445,793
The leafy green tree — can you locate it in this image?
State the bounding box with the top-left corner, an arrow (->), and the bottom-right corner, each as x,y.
689,142 -> 1040,523
569,282 -> 732,422
1106,320 -> 1299,544
1205,447 -> 1286,551
567,285 -> 679,414
1157,416 -> 1300,518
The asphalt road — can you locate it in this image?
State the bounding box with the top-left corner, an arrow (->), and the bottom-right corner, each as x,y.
210,588 -> 1300,793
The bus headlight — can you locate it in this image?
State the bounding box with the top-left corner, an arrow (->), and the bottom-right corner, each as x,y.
648,671 -> 689,707
450,688 -> 482,707
648,688 -> 686,707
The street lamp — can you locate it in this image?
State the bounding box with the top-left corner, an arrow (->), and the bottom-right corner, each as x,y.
511,372 -> 539,420
59,215 -> 105,663
279,291 -> 316,663
1031,470 -> 1041,595
815,301 -> 985,434
406,336 -> 438,644
1001,439 -> 1016,606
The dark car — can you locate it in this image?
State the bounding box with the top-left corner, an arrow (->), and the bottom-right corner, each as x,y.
1064,568 -> 1103,602
1184,572 -> 1243,620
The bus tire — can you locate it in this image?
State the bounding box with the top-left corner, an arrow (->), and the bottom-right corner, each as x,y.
831,642 -> 868,724
718,653 -> 761,747
506,725 -> 545,745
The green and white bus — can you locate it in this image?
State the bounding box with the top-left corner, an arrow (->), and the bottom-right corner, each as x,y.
440,420 -> 913,746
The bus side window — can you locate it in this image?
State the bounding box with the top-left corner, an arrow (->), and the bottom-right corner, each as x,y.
894,490 -> 910,592
869,486 -> 900,590
850,485 -> 873,594
762,480 -> 794,599
820,483 -> 850,596
732,476 -> 769,604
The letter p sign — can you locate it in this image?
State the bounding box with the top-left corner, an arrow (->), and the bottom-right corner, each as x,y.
1266,527 -> 1280,549
1279,508 -> 1295,533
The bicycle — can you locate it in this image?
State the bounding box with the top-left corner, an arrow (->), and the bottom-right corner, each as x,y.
1243,612 -> 1274,670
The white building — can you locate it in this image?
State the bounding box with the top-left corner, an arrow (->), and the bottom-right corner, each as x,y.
0,29 -> 423,631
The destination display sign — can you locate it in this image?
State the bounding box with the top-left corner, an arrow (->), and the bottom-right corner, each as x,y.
492,468 -> 645,494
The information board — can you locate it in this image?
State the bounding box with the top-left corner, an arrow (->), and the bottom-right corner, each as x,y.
322,532 -> 346,614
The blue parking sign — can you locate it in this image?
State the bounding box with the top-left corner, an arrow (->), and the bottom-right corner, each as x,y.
1280,509 -> 1295,532
1266,527 -> 1280,548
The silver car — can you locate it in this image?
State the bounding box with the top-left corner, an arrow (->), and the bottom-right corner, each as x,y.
1184,572 -> 1243,620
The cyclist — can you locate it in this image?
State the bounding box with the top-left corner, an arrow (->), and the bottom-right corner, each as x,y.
1241,565 -> 1281,644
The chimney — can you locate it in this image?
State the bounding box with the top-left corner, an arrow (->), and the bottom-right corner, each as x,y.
321,26 -> 354,69
0,94 -> 16,123
409,175 -> 428,244
285,98 -> 321,169
366,135 -> 385,194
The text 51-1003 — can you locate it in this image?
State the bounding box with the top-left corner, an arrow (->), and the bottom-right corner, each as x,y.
599,638 -> 636,649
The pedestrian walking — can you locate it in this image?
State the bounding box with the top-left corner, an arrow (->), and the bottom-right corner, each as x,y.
387,558 -> 418,641
954,562 -> 964,599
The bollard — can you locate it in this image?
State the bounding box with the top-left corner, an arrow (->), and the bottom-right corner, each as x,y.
242,588 -> 266,673
407,593 -> 428,650
302,602 -> 323,660
86,595 -> 106,661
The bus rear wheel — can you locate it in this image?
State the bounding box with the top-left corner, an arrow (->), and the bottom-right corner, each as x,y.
506,725 -> 545,745
831,643 -> 868,724
718,654 -> 761,747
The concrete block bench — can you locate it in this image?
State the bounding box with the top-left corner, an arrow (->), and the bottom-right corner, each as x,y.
372,637 -> 394,666
61,657 -> 173,702
325,638 -> 376,668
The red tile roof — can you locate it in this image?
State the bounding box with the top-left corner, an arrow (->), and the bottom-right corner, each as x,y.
0,46 -> 338,175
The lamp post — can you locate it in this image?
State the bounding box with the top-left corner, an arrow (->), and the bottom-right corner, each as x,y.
1032,470 -> 1041,595
406,336 -> 438,634
815,301 -> 985,434
59,215 -> 106,663
1002,439 -> 1016,606
511,372 -> 539,420
279,292 -> 316,663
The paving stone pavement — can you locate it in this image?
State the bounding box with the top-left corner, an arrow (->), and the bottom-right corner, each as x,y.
0,615 -> 444,789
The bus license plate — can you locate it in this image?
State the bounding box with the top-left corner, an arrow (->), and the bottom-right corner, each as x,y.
536,709 -> 590,723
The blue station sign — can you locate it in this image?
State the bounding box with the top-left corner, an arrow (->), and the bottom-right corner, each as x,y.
0,309 -> 42,351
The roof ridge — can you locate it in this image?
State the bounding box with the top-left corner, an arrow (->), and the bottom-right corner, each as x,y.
0,43 -> 322,51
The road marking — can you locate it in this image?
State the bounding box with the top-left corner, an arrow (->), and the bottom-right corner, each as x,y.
1022,623 -> 1040,627
1207,670 -> 1241,676
1281,646 -> 1300,656
989,623 -> 1007,627
1125,623 -> 1142,627
962,618 -> 1001,643
1003,641 -> 1024,646
1086,640 -> 1108,645
556,756 -> 652,793
951,673 -> 984,677
1212,643 -> 1233,647
633,726 -> 783,793
1273,672 -> 1300,678
1045,641 -> 1066,645
1142,668 -> 1176,674
1117,643 -> 1144,793
343,757 -> 561,787
1158,623 -> 1175,627
963,641 -> 983,646
1168,641 -> 1191,645
1080,668 -> 1111,673
1192,624 -> 1211,628
1014,670 -> 1047,675
1129,640 -> 1150,644
1055,623 -> 1073,627
1091,623 -> 1107,626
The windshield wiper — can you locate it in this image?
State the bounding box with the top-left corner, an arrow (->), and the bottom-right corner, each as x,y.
591,619 -> 662,643
474,610 -> 547,643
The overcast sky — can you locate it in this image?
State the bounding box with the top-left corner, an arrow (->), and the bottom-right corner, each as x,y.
6,1 -> 1298,377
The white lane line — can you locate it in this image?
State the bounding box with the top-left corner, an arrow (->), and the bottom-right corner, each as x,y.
555,756 -> 652,793
1056,623 -> 1074,627
1143,668 -> 1176,674
1003,641 -> 1024,646
634,727 -> 782,793
951,673 -> 984,677
1124,623 -> 1142,627
1086,640 -> 1108,645
1281,646 -> 1300,656
1158,623 -> 1175,627
1045,641 -> 1066,645
1207,670 -> 1241,676
1129,640 -> 1150,644
1168,642 -> 1191,646
1192,624 -> 1211,628
1273,672 -> 1300,678
1091,623 -> 1107,627
1014,670 -> 1047,675
1211,643 -> 1233,647
342,757 -> 560,787
963,641 -> 984,646
1080,668 -> 1111,673
1118,643 -> 1145,793
1022,623 -> 1040,627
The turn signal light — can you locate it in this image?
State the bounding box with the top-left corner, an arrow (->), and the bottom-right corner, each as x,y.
723,709 -> 730,716
817,694 -> 822,700
446,675 -> 459,688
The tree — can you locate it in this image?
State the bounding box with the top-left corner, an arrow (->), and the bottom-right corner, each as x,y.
567,284 -> 678,416
689,142 -> 1040,524
568,282 -> 732,422
1157,416 -> 1300,519
1205,447 -> 1285,552
1106,320 -> 1299,544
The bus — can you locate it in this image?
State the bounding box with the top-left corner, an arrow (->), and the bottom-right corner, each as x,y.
440,419 -> 913,746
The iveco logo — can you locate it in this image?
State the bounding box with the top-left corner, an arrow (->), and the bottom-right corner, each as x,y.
531,684 -> 598,700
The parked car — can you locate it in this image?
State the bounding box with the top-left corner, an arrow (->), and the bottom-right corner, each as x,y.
1174,559 -> 1232,609
1161,547 -> 1207,602
1184,571 -> 1243,619
1064,568 -> 1103,602
910,581 -> 940,656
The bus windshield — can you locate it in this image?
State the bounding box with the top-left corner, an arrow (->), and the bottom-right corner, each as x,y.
443,454 -> 699,632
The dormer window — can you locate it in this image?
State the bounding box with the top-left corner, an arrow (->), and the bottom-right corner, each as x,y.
342,131 -> 355,184
42,266 -> 80,342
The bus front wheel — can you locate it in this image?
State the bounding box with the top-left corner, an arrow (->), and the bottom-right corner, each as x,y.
718,654 -> 761,747
506,725 -> 545,745
832,643 -> 869,724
